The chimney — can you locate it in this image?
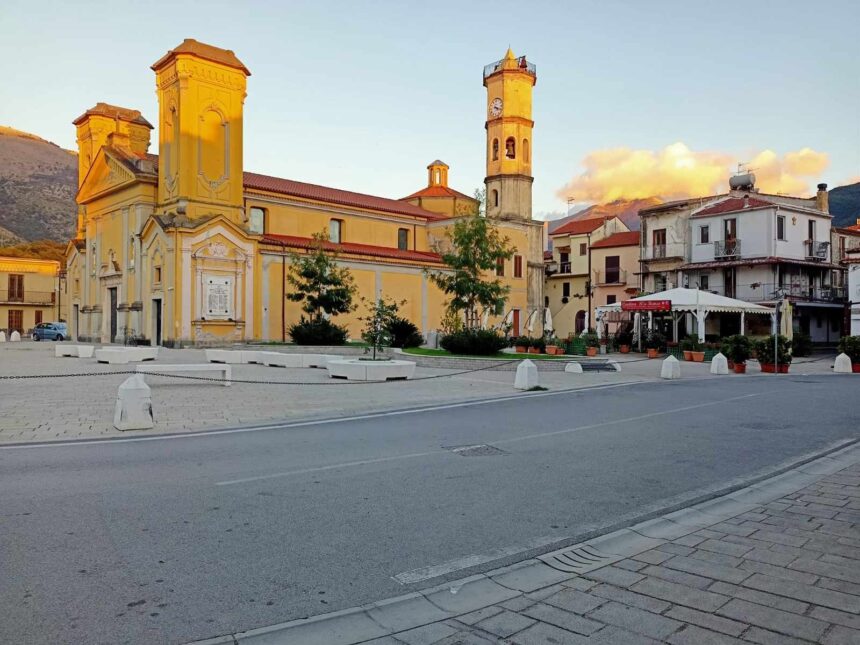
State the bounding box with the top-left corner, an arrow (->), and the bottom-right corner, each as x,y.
816,183 -> 829,213
743,194 -> 749,208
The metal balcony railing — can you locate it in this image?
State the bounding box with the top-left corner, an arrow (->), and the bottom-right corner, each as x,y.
0,290 -> 55,305
644,243 -> 686,260
699,282 -> 846,303
714,239 -> 741,259
559,262 -> 572,274
483,56 -> 536,80
805,240 -> 830,261
594,269 -> 627,285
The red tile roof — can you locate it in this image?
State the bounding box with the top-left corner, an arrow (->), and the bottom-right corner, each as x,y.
590,231 -> 640,249
550,217 -> 609,236
72,103 -> 153,128
543,250 -> 553,261
151,39 -> 250,75
261,234 -> 444,264
401,185 -> 476,201
692,196 -> 774,218
244,171 -> 449,221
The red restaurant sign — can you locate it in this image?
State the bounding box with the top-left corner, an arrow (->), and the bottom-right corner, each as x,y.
621,299 -> 671,312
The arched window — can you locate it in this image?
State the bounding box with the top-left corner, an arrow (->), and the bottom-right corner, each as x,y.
505,137 -> 516,159
492,189 -> 499,207
575,310 -> 586,334
434,169 -> 441,184
523,139 -> 529,163
492,138 -> 499,161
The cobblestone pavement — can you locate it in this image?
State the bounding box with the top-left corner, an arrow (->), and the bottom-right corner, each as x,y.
217,451 -> 860,645
0,343 -> 838,444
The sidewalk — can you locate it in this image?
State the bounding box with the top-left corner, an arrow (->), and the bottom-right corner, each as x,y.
196,441 -> 860,645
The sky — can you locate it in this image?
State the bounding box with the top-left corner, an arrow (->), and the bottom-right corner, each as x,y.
1,0 -> 858,220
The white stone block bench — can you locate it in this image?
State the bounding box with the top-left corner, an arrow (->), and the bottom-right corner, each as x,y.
55,345 -> 96,358
205,349 -> 247,364
326,358 -> 416,381
302,353 -> 338,368
95,347 -> 157,364
255,351 -> 304,368
136,363 -> 232,386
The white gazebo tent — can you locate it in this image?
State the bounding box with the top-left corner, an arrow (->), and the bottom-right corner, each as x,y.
595,288 -> 774,343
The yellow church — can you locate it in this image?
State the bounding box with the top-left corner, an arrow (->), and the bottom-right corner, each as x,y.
65,40 -> 543,345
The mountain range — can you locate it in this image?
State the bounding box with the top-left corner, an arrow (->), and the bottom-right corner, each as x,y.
0,126 -> 858,247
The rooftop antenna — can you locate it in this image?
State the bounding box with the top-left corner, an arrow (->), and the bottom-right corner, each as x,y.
567,197 -> 575,216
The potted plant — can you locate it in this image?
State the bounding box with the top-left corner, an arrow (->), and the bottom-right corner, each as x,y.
545,336 -> 561,355
724,334 -> 752,373
616,330 -> 633,354
582,331 -> 600,357
513,336 -> 529,353
644,330 -> 666,358
755,335 -> 792,373
688,335 -> 705,362
720,337 -> 735,369
529,337 -> 545,354
680,335 -> 695,361
837,335 -> 860,372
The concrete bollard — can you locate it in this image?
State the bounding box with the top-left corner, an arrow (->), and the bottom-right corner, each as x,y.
10,331 -> 21,342
113,374 -> 154,431
514,359 -> 539,390
710,352 -> 729,375
422,330 -> 439,349
564,361 -> 583,374
0,331 -> 5,342
834,353 -> 853,374
661,355 -> 681,380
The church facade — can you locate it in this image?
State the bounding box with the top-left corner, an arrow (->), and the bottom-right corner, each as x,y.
65,40 -> 543,345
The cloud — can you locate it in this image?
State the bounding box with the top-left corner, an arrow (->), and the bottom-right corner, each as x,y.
557,142 -> 830,203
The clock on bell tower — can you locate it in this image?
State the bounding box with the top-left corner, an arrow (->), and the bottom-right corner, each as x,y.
483,47 -> 535,221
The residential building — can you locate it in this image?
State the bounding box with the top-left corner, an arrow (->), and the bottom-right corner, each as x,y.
544,216 -> 628,337
65,41 -> 543,344
588,231 -> 641,329
0,256 -> 61,335
680,184 -> 843,341
836,218 -> 860,335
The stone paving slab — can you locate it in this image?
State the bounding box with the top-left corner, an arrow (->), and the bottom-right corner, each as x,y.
187,441 -> 860,645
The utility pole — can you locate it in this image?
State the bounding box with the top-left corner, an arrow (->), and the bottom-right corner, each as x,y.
586,231 -> 592,330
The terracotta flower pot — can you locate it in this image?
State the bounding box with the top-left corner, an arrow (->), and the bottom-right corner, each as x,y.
586,347 -> 598,357
683,350 -> 693,361
515,345 -> 527,353
546,345 -> 558,355
733,362 -> 746,374
647,348 -> 659,359
619,345 -> 630,354
528,347 -> 540,354
691,351 -> 705,362
779,364 -> 790,373
727,359 -> 735,369
853,363 -> 860,373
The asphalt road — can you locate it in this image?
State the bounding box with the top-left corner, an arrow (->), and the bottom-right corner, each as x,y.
2,374 -> 858,645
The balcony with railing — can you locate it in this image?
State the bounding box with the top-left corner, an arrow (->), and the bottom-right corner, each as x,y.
594,269 -> 627,286
0,290 -> 55,305
805,240 -> 830,261
643,243 -> 687,261
714,239 -> 741,259
483,56 -> 536,80
700,282 -> 846,303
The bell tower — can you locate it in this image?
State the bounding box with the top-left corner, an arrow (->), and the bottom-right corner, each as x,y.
151,39 -> 250,225
483,48 -> 535,220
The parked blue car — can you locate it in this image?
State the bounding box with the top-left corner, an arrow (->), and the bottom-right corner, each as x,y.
32,322 -> 68,341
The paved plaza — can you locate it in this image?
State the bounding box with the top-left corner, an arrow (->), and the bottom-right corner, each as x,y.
4,341 -> 832,445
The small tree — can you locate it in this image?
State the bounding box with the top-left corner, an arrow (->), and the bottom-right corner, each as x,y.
286,231 -> 356,322
428,190 -> 515,329
359,296 -> 403,360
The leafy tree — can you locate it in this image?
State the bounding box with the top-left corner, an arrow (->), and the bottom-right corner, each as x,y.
286,232 -> 356,322
428,190 -> 515,329
359,296 -> 403,360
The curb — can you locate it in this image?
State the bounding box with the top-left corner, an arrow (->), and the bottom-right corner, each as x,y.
186,438 -> 860,645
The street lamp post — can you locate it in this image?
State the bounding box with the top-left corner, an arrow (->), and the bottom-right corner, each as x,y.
56,269 -> 67,322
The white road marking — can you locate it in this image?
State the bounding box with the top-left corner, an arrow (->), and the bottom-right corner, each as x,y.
214,391 -> 766,487
0,381 -> 644,451
392,535 -> 563,584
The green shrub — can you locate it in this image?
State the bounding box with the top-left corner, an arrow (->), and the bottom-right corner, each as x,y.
755,335 -> 792,365
386,316 -> 424,348
288,318 -> 348,345
722,334 -> 752,363
791,332 -> 812,357
838,335 -> 860,362
615,330 -> 633,347
680,334 -> 702,352
511,335 -> 531,348
531,336 -> 546,352
644,330 -> 666,350
440,329 -> 508,355
582,331 -> 600,348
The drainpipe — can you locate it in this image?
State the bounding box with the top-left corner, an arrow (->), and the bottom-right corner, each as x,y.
281,246 -> 286,343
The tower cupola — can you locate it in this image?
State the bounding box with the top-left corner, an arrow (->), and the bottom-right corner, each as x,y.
427,160 -> 449,187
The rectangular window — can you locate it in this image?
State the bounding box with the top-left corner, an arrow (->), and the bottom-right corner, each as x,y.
248,207 -> 266,234
329,219 -> 343,243
513,255 -> 523,278
35,310 -> 43,325
654,273 -> 667,292
397,228 -> 409,251
154,266 -> 162,284
777,215 -> 786,241
606,295 -> 616,305
808,219 -> 816,242
700,275 -> 709,291
579,243 -> 587,256
8,274 -> 24,301
495,257 -> 505,277
653,229 -> 667,258
8,309 -> 23,333
699,225 -> 710,244
605,255 -> 620,283
562,282 -> 570,298
559,251 -> 569,264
